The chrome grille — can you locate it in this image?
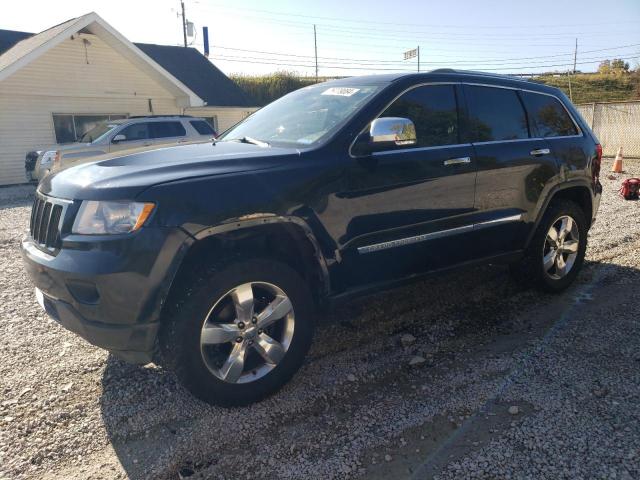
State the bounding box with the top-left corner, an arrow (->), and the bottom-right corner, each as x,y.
29,195 -> 63,251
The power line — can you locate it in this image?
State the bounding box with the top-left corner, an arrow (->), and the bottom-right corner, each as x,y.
208,43 -> 640,66
197,6 -> 638,40
198,2 -> 639,31
211,53 -> 640,72
188,2 -> 639,75
212,52 -> 639,68
193,10 -> 634,47
190,5 -> 637,55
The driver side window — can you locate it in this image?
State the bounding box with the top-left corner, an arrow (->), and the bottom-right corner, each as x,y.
381,85 -> 459,148
117,123 -> 150,142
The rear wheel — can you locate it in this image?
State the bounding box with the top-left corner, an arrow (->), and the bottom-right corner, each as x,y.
160,258 -> 315,406
511,199 -> 587,292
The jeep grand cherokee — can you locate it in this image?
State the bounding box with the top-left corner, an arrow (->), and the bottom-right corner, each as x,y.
22,70 -> 602,406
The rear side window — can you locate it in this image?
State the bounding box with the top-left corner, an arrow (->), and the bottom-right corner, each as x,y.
190,120 -> 216,135
119,123 -> 150,141
466,86 -> 529,142
381,85 -> 458,148
150,121 -> 187,139
521,92 -> 578,137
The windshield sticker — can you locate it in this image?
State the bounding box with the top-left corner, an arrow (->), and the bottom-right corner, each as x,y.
321,87 -> 360,97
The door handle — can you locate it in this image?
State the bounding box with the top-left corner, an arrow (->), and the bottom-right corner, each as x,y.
444,156 -> 471,166
530,148 -> 550,156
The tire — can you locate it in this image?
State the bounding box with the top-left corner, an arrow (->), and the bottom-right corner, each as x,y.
159,258 -> 315,407
510,199 -> 588,293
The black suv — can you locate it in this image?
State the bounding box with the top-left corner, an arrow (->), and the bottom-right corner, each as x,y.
22,70 -> 602,406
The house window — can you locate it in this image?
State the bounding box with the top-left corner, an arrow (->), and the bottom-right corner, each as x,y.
52,113 -> 127,144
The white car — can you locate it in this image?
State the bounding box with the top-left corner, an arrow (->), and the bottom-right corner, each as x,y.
25,115 -> 217,182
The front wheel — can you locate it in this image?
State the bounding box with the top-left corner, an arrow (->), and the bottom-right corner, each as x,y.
160,259 -> 315,406
511,199 -> 588,293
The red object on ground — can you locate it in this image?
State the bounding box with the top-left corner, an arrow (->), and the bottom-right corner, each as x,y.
619,178 -> 640,200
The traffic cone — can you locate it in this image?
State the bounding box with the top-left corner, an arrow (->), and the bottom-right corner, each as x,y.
612,147 -> 624,173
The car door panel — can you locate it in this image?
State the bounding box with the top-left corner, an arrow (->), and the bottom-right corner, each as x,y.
462,84 -> 557,258
326,84 -> 478,288
109,122 -> 151,152
471,139 -> 556,257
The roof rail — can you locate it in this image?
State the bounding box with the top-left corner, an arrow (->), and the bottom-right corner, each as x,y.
429,68 -> 532,84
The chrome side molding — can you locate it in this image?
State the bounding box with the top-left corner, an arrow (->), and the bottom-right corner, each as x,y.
357,214 -> 523,254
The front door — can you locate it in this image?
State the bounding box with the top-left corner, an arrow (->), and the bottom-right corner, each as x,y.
109,122 -> 153,152
328,84 -> 478,288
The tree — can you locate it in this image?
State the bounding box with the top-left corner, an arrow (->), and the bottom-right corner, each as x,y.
598,60 -> 611,74
611,58 -> 630,71
598,58 -> 630,74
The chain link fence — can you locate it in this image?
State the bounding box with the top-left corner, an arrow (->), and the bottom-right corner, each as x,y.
576,101 -> 640,158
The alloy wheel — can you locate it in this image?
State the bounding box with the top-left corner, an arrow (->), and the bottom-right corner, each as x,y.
542,215 -> 580,280
199,282 -> 295,384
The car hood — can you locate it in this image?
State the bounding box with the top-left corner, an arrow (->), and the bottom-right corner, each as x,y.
39,141 -> 300,200
40,143 -> 95,154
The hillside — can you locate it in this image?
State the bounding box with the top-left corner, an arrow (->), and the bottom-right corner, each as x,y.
232,71 -> 640,107
531,72 -> 640,104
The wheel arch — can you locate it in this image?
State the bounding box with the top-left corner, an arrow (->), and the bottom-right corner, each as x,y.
526,182 -> 594,249
163,217 -> 331,316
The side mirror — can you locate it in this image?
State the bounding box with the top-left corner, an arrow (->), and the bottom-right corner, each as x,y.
112,134 -> 126,143
352,117 -> 417,156
370,117 -> 417,147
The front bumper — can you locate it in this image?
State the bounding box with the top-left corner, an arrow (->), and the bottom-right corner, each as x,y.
21,227 -> 193,363
35,287 -> 159,363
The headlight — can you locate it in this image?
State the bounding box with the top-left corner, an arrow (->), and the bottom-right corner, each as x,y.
72,201 -> 155,234
40,150 -> 58,167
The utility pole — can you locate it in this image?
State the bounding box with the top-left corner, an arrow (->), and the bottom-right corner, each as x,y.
417,45 -> 420,72
180,1 -> 187,47
567,71 -> 573,101
313,24 -> 318,82
573,38 -> 578,74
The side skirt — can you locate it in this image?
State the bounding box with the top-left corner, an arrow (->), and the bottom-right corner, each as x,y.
326,250 -> 523,308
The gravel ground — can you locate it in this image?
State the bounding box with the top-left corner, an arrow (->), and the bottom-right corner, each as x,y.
1,159 -> 639,480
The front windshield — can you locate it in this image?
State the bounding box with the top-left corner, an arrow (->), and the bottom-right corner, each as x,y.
80,123 -> 118,143
219,84 -> 382,147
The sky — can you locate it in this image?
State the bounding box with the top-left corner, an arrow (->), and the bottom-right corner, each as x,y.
3,0 -> 640,77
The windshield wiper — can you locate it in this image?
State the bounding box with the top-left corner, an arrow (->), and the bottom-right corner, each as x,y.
229,136 -> 270,148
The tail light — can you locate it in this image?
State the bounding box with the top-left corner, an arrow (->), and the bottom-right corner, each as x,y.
593,144 -> 602,184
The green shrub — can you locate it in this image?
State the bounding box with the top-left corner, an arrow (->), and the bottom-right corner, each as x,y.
531,72 -> 640,104
231,72 -> 320,106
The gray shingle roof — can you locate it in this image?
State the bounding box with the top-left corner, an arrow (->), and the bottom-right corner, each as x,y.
135,43 -> 254,107
0,27 -> 254,107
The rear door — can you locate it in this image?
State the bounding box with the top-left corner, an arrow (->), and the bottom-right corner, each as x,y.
464,84 -> 557,258
148,121 -> 188,146
334,84 -> 478,287
189,119 -> 217,139
519,90 -> 585,171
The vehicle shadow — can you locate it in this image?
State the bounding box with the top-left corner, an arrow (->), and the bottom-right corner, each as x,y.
98,258 -> 639,480
0,185 -> 35,211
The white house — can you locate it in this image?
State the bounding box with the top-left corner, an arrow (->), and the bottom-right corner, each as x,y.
0,12 -> 257,185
